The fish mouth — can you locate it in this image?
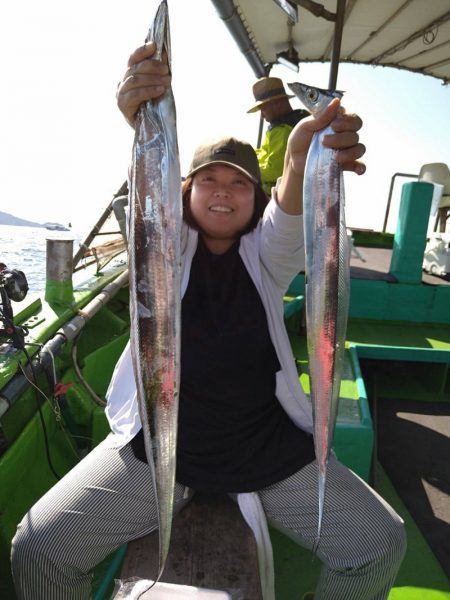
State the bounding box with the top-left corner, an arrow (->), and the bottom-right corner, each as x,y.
208,205 -> 233,213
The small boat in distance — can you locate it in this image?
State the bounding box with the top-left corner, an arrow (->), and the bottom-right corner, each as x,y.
44,222 -> 71,231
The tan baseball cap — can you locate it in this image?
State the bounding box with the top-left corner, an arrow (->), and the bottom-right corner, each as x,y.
187,137 -> 261,184
247,77 -> 294,113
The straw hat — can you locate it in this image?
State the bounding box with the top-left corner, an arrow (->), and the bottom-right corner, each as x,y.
247,77 -> 294,113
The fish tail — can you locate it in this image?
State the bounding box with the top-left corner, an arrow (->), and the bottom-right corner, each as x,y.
135,577 -> 158,599
313,469 -> 326,555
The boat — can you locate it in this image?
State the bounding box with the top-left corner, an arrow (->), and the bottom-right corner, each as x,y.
44,223 -> 71,232
1,1 -> 449,598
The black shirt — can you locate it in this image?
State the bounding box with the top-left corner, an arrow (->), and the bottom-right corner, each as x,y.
132,237 -> 314,492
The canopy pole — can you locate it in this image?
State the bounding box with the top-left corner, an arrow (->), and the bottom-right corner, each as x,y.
328,0 -> 346,90
73,180 -> 128,269
257,113 -> 265,148
210,0 -> 266,77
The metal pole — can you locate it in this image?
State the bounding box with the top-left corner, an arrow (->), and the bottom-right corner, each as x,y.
257,113 -> 265,148
73,181 -> 128,268
209,0 -> 266,77
382,172 -> 418,232
45,239 -> 74,305
328,0 -> 346,90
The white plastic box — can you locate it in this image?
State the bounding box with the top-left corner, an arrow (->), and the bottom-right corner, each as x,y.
113,579 -> 235,599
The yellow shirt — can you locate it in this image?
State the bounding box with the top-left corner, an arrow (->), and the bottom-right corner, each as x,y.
256,124 -> 293,196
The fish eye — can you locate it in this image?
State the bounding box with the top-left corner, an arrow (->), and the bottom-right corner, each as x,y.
307,88 -> 319,102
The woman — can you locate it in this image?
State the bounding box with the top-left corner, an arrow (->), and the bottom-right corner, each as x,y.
11,43 -> 406,600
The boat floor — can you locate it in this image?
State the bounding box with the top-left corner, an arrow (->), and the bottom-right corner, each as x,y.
109,466 -> 449,600
349,246 -> 450,285
379,402 -> 450,577
377,402 -> 449,579
360,359 -> 450,580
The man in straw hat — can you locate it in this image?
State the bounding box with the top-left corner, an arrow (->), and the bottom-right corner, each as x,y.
248,76 -> 309,195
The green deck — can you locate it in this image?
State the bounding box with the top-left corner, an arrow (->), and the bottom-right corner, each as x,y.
288,330 -> 374,482
347,320 -> 450,356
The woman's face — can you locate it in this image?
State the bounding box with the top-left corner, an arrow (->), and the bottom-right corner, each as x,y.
190,164 -> 256,254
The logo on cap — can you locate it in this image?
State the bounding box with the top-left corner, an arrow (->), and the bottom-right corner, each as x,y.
214,147 -> 235,157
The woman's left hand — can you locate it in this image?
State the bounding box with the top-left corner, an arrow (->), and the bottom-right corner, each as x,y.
287,98 -> 366,178
277,99 -> 366,215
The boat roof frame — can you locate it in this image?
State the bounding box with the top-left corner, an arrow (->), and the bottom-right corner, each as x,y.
209,0 -> 450,88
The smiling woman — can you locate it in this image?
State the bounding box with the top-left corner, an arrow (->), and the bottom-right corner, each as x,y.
189,164 -> 256,252
180,137 -> 266,254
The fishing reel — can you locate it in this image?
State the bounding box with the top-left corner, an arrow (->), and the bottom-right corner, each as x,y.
0,263 -> 29,349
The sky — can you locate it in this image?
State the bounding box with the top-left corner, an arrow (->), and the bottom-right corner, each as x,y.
1,0 -> 449,237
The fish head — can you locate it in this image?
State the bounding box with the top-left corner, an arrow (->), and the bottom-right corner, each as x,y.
287,82 -> 344,115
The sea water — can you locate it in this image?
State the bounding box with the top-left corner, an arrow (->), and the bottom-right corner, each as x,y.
0,224 -> 82,295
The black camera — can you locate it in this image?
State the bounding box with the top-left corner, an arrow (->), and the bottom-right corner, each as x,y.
0,264 -> 29,302
0,263 -> 29,349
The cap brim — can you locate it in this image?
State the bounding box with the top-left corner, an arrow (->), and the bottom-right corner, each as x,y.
187,160 -> 259,184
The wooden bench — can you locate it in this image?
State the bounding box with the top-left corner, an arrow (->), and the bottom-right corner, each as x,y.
120,493 -> 263,599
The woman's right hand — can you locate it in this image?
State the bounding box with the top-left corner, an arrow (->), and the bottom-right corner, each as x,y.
116,42 -> 171,128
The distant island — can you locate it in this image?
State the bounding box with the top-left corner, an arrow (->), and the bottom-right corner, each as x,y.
0,210 -> 70,231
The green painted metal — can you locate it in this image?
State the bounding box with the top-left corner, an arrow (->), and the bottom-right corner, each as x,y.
13,297 -> 42,325
390,182 -> 433,284
283,295 -> 304,319
289,332 -> 374,482
44,278 -> 74,305
288,268 -> 450,327
92,544 -> 128,600
349,278 -> 450,324
347,319 -> 450,366
0,265 -> 127,389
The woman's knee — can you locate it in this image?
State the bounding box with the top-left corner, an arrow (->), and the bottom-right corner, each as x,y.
377,510 -> 407,569
11,511 -> 54,574
335,508 -> 407,576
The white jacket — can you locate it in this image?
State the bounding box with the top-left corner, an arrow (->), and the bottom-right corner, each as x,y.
105,196 -> 313,442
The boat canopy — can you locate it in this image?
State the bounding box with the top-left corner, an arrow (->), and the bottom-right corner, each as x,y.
210,0 -> 450,87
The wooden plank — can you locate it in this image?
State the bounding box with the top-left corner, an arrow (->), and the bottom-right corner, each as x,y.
120,493 -> 263,599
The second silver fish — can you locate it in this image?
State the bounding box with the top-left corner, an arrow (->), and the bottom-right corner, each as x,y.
288,82 -> 350,550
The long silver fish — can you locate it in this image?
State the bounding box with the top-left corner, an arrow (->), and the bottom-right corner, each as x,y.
288,82 -> 350,550
129,0 -> 182,582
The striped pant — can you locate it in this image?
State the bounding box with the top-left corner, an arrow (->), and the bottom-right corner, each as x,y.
11,434 -> 406,600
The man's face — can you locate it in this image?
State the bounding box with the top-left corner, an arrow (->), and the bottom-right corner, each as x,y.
260,97 -> 289,122
260,100 -> 278,122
